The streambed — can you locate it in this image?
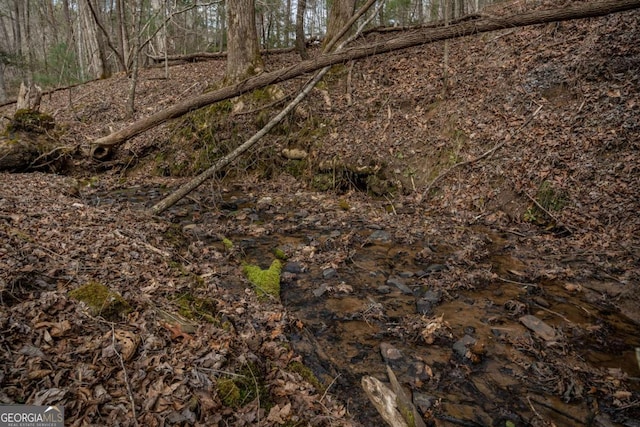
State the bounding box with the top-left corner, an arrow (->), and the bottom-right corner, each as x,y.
98,185 -> 640,425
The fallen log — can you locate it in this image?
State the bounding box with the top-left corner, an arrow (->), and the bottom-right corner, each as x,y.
147,47 -> 297,63
91,0 -> 640,152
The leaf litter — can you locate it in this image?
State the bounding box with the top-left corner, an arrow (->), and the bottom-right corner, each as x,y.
1,1 -> 639,425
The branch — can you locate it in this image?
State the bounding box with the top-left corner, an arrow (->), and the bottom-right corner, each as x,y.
92,0 -> 640,149
150,0 -> 382,215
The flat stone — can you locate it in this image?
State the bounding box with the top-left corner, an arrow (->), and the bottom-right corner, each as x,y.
386,276 -> 412,294
377,285 -> 392,294
322,268 -> 337,279
369,230 -> 393,244
426,264 -> 448,273
519,315 -> 557,341
416,298 -> 434,315
283,262 -> 303,274
453,335 -> 477,358
380,342 -> 403,363
312,283 -> 329,297
413,393 -> 437,413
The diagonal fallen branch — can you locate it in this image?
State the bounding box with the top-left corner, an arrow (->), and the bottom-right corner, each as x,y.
150,0 -> 382,215
92,0 -> 640,150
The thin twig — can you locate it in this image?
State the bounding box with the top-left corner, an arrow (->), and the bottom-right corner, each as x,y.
320,373 -> 341,404
497,276 -> 538,287
526,395 -> 547,424
245,361 -> 261,425
522,190 -> 569,231
534,302 -> 571,323
423,104 -> 543,199
111,324 -> 139,426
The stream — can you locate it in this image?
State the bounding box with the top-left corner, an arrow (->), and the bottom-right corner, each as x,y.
95,185 -> 640,425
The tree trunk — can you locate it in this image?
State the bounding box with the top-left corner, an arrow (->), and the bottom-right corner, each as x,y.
0,63 -> 6,103
226,0 -> 263,81
324,0 -> 357,51
126,0 -> 143,117
295,0 -> 309,59
91,0 -> 640,151
79,0 -> 107,79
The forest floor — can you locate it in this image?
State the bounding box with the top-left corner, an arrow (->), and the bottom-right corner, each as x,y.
1,1 -> 639,426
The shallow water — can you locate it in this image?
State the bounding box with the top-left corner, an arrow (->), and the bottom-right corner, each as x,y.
99,187 -> 640,425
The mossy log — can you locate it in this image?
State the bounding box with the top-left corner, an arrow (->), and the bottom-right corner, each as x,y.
0,109 -> 58,172
0,136 -> 42,171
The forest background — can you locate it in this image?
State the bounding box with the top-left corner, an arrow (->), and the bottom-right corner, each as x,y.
0,0 -> 483,102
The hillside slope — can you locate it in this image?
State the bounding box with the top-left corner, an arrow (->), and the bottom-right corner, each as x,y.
0,2 -> 638,426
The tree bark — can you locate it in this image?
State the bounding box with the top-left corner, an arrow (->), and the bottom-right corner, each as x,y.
226,0 -> 263,81
91,0 -> 640,151
324,0 -> 357,51
295,0 -> 309,59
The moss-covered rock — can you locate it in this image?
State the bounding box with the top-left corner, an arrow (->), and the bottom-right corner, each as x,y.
69,282 -> 131,320
6,109 -> 55,134
242,259 -> 282,299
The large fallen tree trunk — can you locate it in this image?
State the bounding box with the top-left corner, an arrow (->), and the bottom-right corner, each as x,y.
91,0 -> 640,151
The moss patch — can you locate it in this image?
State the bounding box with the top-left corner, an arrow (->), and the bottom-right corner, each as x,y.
69,282 -> 131,320
215,362 -> 270,409
242,259 -> 282,299
524,180 -> 568,225
6,109 -> 55,134
288,361 -> 324,392
217,378 -> 242,407
173,293 -> 219,323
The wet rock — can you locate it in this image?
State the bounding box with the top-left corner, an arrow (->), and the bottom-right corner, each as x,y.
426,264 -> 448,273
322,268 -> 338,279
380,342 -> 403,364
313,283 -> 329,297
220,201 -> 238,210
532,296 -> 551,308
413,393 -> 437,414
387,276 -> 412,294
369,230 -> 393,244
283,262 -> 303,274
416,299 -> 433,315
416,290 -> 441,314
453,335 -> 477,358
377,285 -> 392,294
519,314 -> 557,341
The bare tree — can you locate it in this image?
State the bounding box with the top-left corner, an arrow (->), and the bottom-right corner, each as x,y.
325,0 -> 357,50
226,0 -> 263,81
78,0 -> 109,79
296,0 -> 309,59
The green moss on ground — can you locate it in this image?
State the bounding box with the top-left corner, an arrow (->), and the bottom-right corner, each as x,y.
242,259 -> 282,299
69,282 -> 131,320
288,361 -> 324,392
